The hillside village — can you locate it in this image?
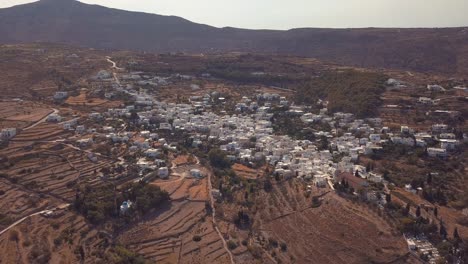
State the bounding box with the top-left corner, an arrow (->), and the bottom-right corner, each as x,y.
0,46 -> 467,264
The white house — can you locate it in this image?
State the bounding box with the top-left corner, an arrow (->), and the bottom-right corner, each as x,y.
313,174 -> 327,187
427,84 -> 446,92
190,169 -> 203,179
369,134 -> 381,143
432,124 -> 448,133
46,113 -> 62,122
418,97 -> 434,104
1,128 -> 17,139
144,149 -> 161,158
158,167 -> 169,179
367,172 -> 383,183
440,139 -> 459,150
53,91 -> 68,101
159,123 -> 172,130
401,126 -> 412,134
120,200 -> 133,215
427,148 -> 447,158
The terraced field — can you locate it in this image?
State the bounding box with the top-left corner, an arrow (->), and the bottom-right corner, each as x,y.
11,123 -> 69,142
117,161 -> 229,263
119,200 -> 229,263
214,180 -> 413,264
2,141 -> 115,202
262,182 -> 411,264
0,210 -> 107,264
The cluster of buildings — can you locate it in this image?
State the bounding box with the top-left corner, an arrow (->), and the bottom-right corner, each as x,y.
56,72 -> 464,194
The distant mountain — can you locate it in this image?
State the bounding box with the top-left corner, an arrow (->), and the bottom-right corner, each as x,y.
1,0 -> 468,75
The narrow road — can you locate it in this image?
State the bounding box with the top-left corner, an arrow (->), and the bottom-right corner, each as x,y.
0,203 -> 69,237
0,210 -> 49,237
106,56 -> 123,85
106,56 -> 124,70
207,169 -> 235,264
23,108 -> 59,131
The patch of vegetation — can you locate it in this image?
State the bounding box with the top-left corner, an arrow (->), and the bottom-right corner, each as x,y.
295,70 -> 387,117
74,182 -> 169,224
0,213 -> 14,226
122,182 -> 170,215
208,148 -> 231,169
108,245 -> 147,264
227,240 -> 238,250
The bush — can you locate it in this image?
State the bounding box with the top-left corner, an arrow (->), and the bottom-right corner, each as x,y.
9,230 -> 19,241
227,240 -> 238,250
208,149 -> 231,169
111,245 -> 147,264
280,242 -> 288,252
248,245 -> 263,259
192,235 -> 202,242
268,238 -> 279,248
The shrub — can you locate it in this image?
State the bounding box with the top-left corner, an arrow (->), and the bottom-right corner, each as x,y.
208,149 -> 231,169
268,238 -> 279,248
280,242 -> 288,252
9,230 -> 19,241
192,235 -> 202,242
227,240 -> 238,250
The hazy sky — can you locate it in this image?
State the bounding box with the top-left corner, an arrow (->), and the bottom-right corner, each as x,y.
1,0 -> 468,29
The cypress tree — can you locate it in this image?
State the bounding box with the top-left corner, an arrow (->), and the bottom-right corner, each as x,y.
416,206 -> 421,218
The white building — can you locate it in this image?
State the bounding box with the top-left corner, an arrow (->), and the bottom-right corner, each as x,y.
190,169 -> 203,179
158,167 -> 169,179
46,113 -> 62,122
432,124 -> 448,133
427,148 -> 447,158
427,84 -> 446,92
369,134 -> 381,143
1,128 -> 17,139
367,172 -> 383,183
440,139 -> 459,150
120,200 -> 133,215
53,91 -> 68,101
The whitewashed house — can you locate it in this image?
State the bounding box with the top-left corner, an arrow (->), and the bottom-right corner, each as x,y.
46,113 -> 62,122
440,139 -> 459,150
427,84 -> 445,92
158,167 -> 169,179
54,91 -> 68,101
1,128 -> 16,139
369,134 -> 381,143
427,148 -> 447,158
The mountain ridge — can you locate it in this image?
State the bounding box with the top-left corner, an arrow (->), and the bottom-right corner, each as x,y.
1,0 -> 468,75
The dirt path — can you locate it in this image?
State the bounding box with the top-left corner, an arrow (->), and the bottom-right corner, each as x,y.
106,56 -> 123,85
0,209 -> 49,237
22,108 -> 58,131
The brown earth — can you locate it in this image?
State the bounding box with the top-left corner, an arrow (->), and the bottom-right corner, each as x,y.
216,180 -> 413,264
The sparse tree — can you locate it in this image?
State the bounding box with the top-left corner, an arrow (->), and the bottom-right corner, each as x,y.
385,193 -> 392,204
427,173 -> 433,185
454,227 -> 461,241
440,220 -> 448,239
405,203 -> 411,216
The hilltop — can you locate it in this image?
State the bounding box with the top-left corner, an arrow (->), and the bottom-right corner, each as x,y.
1,0 -> 468,75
